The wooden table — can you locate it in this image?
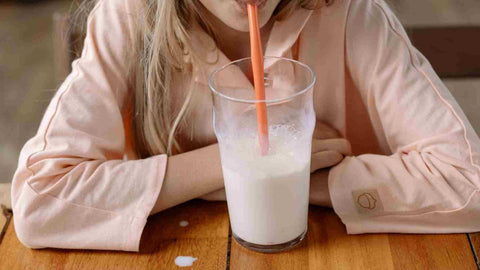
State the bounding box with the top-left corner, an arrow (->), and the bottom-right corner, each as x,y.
0,200 -> 478,269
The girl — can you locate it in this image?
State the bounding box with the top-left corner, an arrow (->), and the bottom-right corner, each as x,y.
11,0 -> 480,251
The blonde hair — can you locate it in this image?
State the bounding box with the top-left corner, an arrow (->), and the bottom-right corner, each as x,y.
73,0 -> 330,157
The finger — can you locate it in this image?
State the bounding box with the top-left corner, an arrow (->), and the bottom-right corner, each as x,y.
313,121 -> 340,140
312,138 -> 352,156
310,150 -> 343,173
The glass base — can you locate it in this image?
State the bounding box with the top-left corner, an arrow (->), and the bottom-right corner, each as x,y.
232,229 -> 307,253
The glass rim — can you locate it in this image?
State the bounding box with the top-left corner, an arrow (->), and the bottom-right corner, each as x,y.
208,56 -> 316,104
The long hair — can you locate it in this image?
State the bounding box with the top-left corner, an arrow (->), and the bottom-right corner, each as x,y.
72,0 -> 330,157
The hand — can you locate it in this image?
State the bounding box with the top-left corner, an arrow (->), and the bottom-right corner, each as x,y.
309,121 -> 351,208
310,121 -> 351,173
309,169 -> 332,207
200,188 -> 226,201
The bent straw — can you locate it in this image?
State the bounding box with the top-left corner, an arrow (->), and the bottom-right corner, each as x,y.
247,4 -> 269,155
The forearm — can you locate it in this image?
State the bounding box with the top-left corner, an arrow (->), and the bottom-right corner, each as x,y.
151,142 -> 334,214
151,143 -> 224,214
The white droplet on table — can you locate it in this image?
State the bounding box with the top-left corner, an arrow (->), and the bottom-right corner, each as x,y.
175,256 -> 198,267
179,220 -> 189,227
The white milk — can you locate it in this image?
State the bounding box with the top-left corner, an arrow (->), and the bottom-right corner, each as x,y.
219,124 -> 311,245
174,256 -> 198,267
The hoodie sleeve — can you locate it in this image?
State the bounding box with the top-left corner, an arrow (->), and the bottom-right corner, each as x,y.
330,0 -> 480,234
11,0 -> 166,251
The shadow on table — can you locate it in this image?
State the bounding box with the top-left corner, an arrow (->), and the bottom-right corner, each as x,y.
139,199 -> 229,254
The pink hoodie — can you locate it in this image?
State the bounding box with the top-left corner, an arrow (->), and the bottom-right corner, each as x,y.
11,0 -> 480,251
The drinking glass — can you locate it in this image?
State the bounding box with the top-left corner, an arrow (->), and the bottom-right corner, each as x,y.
209,56 -> 316,253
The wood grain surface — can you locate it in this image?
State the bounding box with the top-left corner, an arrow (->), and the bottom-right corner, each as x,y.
0,205 -> 12,246
469,233 -> 480,268
230,206 -> 477,270
0,202 -> 477,270
0,200 -> 229,270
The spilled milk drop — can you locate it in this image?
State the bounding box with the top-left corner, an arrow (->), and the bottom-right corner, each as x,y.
175,256 -> 198,267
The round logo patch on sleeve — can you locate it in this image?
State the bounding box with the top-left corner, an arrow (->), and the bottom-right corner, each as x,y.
352,189 -> 384,214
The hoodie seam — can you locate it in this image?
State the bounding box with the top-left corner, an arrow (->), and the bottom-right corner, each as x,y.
371,0 -> 480,175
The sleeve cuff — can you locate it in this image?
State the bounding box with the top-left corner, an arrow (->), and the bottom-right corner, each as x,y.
123,154 -> 167,251
328,156 -> 384,234
328,157 -> 358,226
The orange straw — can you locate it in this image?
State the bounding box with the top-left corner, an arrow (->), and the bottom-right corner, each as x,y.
247,4 -> 269,155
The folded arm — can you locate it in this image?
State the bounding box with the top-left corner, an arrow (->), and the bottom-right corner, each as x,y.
329,0 -> 480,234
12,0 -> 224,252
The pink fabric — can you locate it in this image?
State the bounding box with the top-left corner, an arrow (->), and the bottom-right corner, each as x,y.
11,0 -> 480,251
